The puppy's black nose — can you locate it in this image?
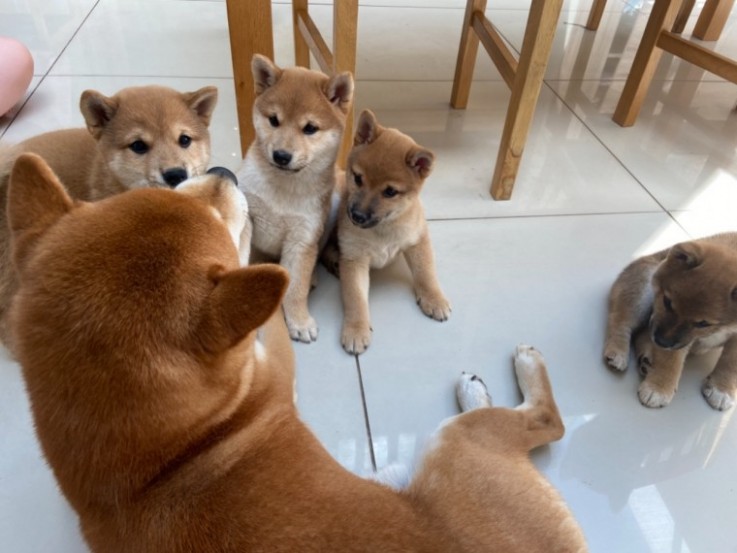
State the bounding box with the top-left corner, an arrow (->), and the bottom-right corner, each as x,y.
652,330 -> 679,350
206,166 -> 238,186
349,208 -> 369,226
272,150 -> 293,167
162,167 -> 188,187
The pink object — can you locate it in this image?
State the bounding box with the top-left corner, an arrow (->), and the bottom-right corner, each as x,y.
0,37 -> 34,117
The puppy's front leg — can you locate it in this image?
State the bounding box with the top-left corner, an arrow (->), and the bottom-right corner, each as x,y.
638,344 -> 688,408
340,257 -> 372,354
280,241 -> 319,343
403,230 -> 451,321
702,337 -> 737,410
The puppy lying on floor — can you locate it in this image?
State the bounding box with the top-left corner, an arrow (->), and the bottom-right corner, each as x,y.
605,233 -> 737,410
9,154 -> 586,552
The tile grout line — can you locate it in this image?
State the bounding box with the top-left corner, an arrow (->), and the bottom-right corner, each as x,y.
354,354 -> 378,473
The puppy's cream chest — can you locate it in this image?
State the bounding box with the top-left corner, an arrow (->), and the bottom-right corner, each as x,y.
692,326 -> 737,354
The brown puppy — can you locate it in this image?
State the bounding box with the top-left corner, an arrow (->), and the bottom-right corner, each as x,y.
0,84 -> 218,350
605,232 -> 737,410
330,110 -> 450,354
10,154 -> 585,552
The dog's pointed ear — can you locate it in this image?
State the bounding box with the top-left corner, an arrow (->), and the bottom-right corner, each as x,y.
406,147 -> 435,179
183,86 -> 219,127
8,154 -> 74,273
324,72 -> 354,114
80,90 -> 120,139
669,242 -> 702,269
252,54 -> 282,95
195,264 -> 289,354
354,110 -> 380,145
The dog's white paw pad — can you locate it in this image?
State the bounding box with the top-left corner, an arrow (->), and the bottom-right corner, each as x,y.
457,372 -> 492,412
604,351 -> 628,372
513,344 -> 544,375
287,317 -> 319,343
702,381 -> 735,411
638,381 -> 674,408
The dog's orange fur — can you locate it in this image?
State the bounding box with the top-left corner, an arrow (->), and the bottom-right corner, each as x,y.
10,154 -> 586,552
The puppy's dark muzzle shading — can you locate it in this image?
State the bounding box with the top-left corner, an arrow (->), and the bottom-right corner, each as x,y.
651,328 -> 687,350
162,167 -> 188,187
206,166 -> 238,186
272,150 -> 293,167
348,207 -> 378,229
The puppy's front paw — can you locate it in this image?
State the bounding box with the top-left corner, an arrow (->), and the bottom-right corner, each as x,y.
457,372 -> 492,412
416,292 -> 451,322
286,315 -> 318,343
603,341 -> 629,372
514,344 -> 545,377
341,321 -> 372,355
702,380 -> 735,411
638,380 -> 674,408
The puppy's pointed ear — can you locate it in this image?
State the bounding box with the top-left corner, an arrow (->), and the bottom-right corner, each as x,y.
80,90 -> 119,139
8,154 -> 74,274
354,110 -> 380,145
324,72 -> 353,114
196,264 -> 289,354
252,54 -> 282,95
183,86 -> 219,127
669,242 -> 702,269
406,147 -> 434,180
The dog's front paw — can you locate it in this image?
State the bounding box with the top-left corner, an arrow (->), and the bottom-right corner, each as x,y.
603,341 -> 629,372
341,321 -> 372,355
416,292 -> 451,322
286,315 -> 319,343
638,380 -> 674,408
457,372 -> 492,412
702,380 -> 735,411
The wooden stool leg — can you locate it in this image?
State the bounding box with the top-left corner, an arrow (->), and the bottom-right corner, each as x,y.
333,0 -> 359,168
672,0 -> 696,34
226,0 -> 274,158
293,0 -> 310,67
451,0 -> 488,109
490,0 -> 563,200
586,0 -> 607,31
693,0 -> 735,41
612,0 -> 684,128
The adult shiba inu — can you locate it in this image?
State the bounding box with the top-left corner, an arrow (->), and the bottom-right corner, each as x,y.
8,156 -> 585,552
327,110 -> 450,355
0,84 -> 218,351
236,54 -> 353,343
605,232 -> 737,410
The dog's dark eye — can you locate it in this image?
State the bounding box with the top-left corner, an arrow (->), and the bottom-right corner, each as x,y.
353,172 -> 363,187
694,320 -> 712,328
179,134 -> 192,148
303,123 -> 319,135
383,186 -> 398,198
663,295 -> 673,312
129,140 -> 149,155
268,115 -> 279,127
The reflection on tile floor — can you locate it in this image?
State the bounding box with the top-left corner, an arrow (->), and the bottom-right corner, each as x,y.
1,0 -> 737,552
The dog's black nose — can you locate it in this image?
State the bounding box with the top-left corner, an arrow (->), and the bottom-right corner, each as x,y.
206,166 -> 238,186
272,150 -> 293,167
162,167 -> 188,187
652,330 -> 680,350
349,208 -> 369,226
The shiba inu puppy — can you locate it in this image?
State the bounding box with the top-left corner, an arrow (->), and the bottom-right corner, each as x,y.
237,54 -> 353,343
331,110 -> 450,354
605,232 -> 737,410
7,157 -> 585,551
0,84 -> 218,351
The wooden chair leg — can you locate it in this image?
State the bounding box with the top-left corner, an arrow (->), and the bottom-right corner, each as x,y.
672,0 -> 696,34
293,0 -> 310,67
333,0 -> 359,168
490,0 -> 563,200
226,0 -> 274,158
451,0 -> 488,109
693,0 -> 735,41
612,0 -> 684,128
586,0 -> 607,31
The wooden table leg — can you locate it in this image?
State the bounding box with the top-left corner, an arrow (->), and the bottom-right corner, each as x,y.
612,0 -> 684,127
490,0 -> 563,200
451,0 -> 488,109
586,0 -> 607,31
333,0 -> 359,168
226,0 -> 274,159
693,0 -> 735,41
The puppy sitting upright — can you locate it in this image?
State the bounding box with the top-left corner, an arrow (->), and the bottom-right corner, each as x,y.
8,155 -> 585,552
333,110 -> 450,354
0,84 -> 218,350
237,54 -> 353,343
604,232 -> 737,410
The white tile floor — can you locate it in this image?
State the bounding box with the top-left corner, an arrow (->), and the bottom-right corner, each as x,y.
1,0 -> 737,551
